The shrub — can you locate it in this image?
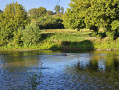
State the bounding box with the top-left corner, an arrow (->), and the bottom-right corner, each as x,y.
22,24 -> 41,46
12,28 -> 23,46
111,20 -> 119,31
38,16 -> 64,29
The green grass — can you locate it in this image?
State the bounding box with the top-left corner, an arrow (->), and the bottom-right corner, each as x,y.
1,29 -> 119,51
37,31 -> 94,50
38,30 -> 119,50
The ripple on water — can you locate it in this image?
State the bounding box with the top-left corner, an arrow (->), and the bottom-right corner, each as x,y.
0,51 -> 119,89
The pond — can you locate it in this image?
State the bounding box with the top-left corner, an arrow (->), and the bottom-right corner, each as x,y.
0,50 -> 119,89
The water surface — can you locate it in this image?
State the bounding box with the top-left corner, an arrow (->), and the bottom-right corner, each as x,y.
0,50 -> 119,89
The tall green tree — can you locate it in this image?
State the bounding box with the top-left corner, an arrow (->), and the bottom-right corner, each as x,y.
28,7 -> 47,19
22,24 -> 41,46
0,2 -> 27,46
62,0 -> 86,30
0,10 -> 3,14
63,0 -> 119,34
54,5 -> 60,13
84,0 -> 119,33
61,7 -> 64,14
38,16 -> 64,29
46,10 -> 54,15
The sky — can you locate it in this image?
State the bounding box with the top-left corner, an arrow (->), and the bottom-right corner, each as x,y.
0,0 -> 71,12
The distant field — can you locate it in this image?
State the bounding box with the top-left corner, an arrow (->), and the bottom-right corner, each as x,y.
42,28 -> 104,33
42,29 -> 77,33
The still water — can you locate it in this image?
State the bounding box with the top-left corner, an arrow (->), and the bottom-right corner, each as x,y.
0,50 -> 119,89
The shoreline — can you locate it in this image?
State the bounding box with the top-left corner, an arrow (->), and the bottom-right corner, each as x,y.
0,31 -> 119,52
0,48 -> 119,52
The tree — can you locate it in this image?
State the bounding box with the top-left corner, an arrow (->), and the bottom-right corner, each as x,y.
63,0 -> 119,34
46,10 -> 54,15
22,24 -> 41,46
28,7 -> 47,19
62,0 -> 86,30
54,5 -> 60,13
111,20 -> 119,32
37,7 -> 47,16
84,0 -> 119,34
0,10 -> 3,14
12,27 -> 23,47
61,7 -> 64,14
0,2 -> 27,46
38,16 -> 64,29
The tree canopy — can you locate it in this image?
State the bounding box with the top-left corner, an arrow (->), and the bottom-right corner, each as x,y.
63,0 -> 119,33
54,5 -> 61,13
0,10 -> 2,12
46,10 -> 54,15
61,7 -> 64,14
28,7 -> 47,19
0,2 -> 27,46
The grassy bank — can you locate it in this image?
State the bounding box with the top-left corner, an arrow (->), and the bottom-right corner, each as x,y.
0,29 -> 119,51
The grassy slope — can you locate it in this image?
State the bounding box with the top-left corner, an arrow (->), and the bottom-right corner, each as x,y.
39,29 -> 119,50
1,29 -> 119,50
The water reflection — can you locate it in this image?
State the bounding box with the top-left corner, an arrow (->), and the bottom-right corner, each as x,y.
0,50 -> 119,89
74,51 -> 119,72
66,51 -> 119,89
0,50 -> 42,89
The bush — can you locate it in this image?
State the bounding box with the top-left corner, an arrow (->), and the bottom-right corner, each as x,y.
0,28 -> 12,46
12,28 -> 23,46
111,20 -> 119,31
22,24 -> 41,46
38,16 -> 64,29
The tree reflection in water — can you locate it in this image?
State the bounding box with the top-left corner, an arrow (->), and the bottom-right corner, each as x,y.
1,50 -> 119,89
66,51 -> 119,89
0,50 -> 43,89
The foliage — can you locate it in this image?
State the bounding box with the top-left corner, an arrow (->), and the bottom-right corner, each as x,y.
106,31 -> 115,40
0,2 -> 27,46
13,28 -> 23,47
28,5 -> 64,29
63,0 -> 119,34
38,16 -> 64,29
46,10 -> 54,15
111,20 -> 119,31
62,8 -> 85,30
1,1 -> 119,50
28,7 -> 47,19
38,31 -> 119,50
61,7 -> 64,14
96,32 -> 106,39
2,2 -> 27,29
1,29 -> 119,50
0,10 -> 3,14
55,13 -> 63,18
54,5 -> 60,13
22,24 -> 41,46
0,28 -> 10,46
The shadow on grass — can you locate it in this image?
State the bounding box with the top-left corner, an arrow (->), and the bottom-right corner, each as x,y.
50,40 -> 94,51
91,32 -> 106,39
40,33 -> 54,41
114,32 -> 119,40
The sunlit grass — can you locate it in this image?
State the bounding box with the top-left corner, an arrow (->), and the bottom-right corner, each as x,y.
1,29 -> 119,51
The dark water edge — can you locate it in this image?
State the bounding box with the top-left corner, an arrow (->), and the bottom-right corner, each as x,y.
1,48 -> 119,52
0,50 -> 119,89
